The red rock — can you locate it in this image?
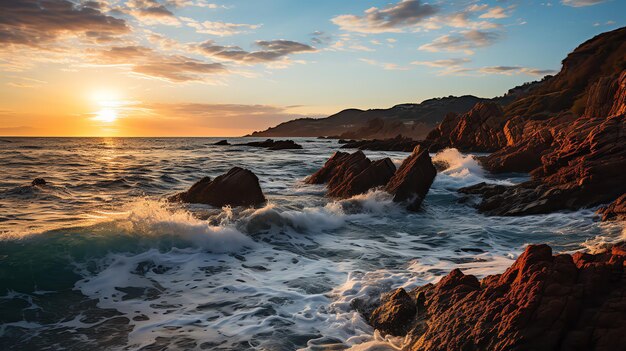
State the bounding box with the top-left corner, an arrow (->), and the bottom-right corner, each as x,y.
597,193 -> 626,221
327,158 -> 396,198
306,150 -> 370,186
368,288 -> 417,336
440,28 -> 626,216
170,167 -> 266,207
426,102 -> 507,152
366,243 -> 626,351
385,145 -> 437,211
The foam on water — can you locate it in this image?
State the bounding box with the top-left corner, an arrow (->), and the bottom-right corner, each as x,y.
1,139 -> 623,351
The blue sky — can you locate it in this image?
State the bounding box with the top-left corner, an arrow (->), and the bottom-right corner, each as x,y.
0,0 -> 624,136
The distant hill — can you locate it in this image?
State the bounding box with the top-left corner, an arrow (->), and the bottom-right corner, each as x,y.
247,95 -> 487,140
248,78 -> 548,140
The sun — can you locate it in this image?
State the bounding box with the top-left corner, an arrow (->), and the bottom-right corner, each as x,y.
90,90 -> 122,123
93,108 -> 118,123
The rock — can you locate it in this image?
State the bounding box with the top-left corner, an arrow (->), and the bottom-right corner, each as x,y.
307,151 -> 396,198
597,193 -> 626,221
426,28 -> 626,215
426,102 -> 507,152
214,140 -> 229,145
369,288 -> 417,336
31,178 -> 46,186
170,167 -> 266,207
385,145 -> 437,211
367,243 -> 626,351
327,158 -> 396,198
238,139 -> 303,150
340,136 -> 422,152
306,150 -> 370,186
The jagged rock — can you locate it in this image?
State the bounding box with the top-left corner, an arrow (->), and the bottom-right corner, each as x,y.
597,193 -> 626,221
368,288 -> 416,336
424,28 -> 626,215
385,145 -> 437,211
366,243 -> 626,351
170,167 -> 266,207
238,139 -> 303,150
340,136 -> 422,152
214,140 -> 229,145
327,158 -> 396,198
31,178 -> 46,186
426,102 -> 507,152
307,151 -> 396,198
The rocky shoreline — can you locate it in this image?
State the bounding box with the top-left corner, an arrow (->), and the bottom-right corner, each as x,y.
359,243 -> 626,351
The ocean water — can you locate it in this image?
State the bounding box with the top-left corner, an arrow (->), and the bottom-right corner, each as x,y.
0,137 -> 623,351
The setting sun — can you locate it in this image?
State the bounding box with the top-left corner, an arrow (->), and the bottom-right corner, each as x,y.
93,108 -> 118,123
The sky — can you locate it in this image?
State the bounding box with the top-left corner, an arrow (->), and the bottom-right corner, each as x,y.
0,0 -> 623,137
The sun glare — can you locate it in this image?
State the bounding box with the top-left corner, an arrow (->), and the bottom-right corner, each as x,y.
90,90 -> 122,123
94,108 -> 118,123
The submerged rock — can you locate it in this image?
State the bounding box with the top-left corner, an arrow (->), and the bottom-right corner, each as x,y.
170,167 -> 266,207
365,243 -> 626,351
385,145 -> 437,211
31,178 -> 47,186
340,136 -> 421,152
597,193 -> 626,221
238,139 -> 303,150
214,140 -> 230,145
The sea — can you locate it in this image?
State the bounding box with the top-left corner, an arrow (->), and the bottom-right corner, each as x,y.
0,137 -> 623,350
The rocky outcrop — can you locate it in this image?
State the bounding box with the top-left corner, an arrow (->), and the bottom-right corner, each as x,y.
423,28 -> 626,215
214,139 -> 230,145
597,193 -> 626,221
170,167 -> 266,207
364,243 -> 626,351
306,151 -> 396,198
386,145 -> 437,211
238,139 -> 303,150
340,136 -> 421,152
328,158 -> 396,198
368,288 -> 416,336
426,102 -> 507,152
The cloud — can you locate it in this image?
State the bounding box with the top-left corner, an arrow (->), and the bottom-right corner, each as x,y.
0,0 -> 129,47
126,0 -> 180,26
332,0 -> 438,33
478,66 -> 557,76
198,39 -> 316,64
411,58 -> 471,67
359,58 -> 408,70
419,30 -> 501,54
561,0 -> 606,7
94,45 -> 227,82
479,6 -> 510,19
185,19 -> 261,36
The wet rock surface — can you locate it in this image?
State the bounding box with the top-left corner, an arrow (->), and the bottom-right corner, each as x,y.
365,243 -> 626,351
385,145 -> 437,211
339,136 -> 421,152
170,167 -> 266,207
238,139 -> 303,150
597,193 -> 626,221
306,151 -> 396,198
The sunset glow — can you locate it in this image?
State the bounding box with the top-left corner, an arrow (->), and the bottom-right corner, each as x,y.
0,1 -> 623,137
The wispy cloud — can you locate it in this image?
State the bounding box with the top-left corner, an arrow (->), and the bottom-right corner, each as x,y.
561,0 -> 606,7
184,19 -> 261,36
197,39 -> 316,65
332,0 -> 438,34
419,30 -> 501,54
